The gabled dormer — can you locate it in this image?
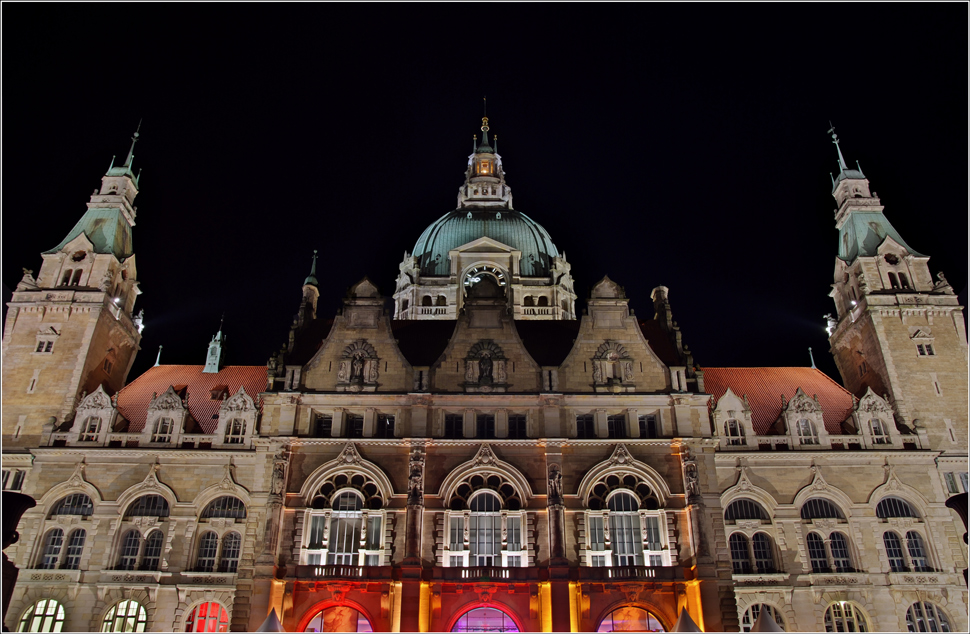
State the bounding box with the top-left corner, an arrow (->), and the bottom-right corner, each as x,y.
214,386 -> 258,447
852,387 -> 902,449
141,386 -> 188,446
70,385 -> 118,446
712,387 -> 755,449
782,388 -> 830,449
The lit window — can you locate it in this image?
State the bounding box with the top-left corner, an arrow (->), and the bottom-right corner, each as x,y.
149,417 -> 173,443
906,602 -> 951,632
796,418 -> 819,445
596,607 -> 664,633
79,416 -> 102,442
824,602 -> 868,632
185,602 -> 230,633
102,599 -> 147,632
724,419 -> 745,445
329,492 -> 363,564
17,599 -> 65,633
608,492 -> 643,566
303,607 -> 373,633
469,492 -> 502,566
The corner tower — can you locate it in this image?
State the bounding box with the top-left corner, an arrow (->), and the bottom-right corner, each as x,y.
1,127 -> 146,447
393,116 -> 577,320
824,127 -> 968,451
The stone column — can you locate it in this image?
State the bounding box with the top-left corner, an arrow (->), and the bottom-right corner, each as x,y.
401,445 -> 426,633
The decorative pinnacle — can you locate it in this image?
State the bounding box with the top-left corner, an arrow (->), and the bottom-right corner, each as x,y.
304,249 -> 320,286
808,347 -> 816,369
473,134 -> 477,152
827,121 -> 847,171
107,154 -> 116,172
124,119 -> 142,168
154,345 -> 163,367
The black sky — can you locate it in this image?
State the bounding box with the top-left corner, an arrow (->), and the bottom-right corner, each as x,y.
3,5 -> 967,386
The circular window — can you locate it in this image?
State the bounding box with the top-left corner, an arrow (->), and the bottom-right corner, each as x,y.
303,607 -> 372,632
597,607 -> 665,632
452,607 -> 520,633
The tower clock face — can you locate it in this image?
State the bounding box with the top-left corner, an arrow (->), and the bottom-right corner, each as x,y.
464,266 -> 507,287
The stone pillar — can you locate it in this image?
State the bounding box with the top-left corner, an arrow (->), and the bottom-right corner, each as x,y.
404,445 -> 426,564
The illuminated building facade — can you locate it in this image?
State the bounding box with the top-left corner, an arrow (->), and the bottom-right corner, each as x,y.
2,121 -> 967,633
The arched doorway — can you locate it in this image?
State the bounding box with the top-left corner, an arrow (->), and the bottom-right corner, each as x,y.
303,606 -> 373,632
597,606 -> 666,632
450,606 -> 520,632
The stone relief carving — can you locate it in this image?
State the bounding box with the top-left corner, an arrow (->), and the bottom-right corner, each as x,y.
608,444 -> 632,466
338,340 -> 380,391
473,444 -> 498,466
148,386 -> 186,412
408,450 -> 425,507
548,464 -> 563,505
270,449 -> 288,496
464,340 -> 508,391
339,442 -> 363,465
591,340 -> 634,385
681,448 -> 699,500
221,387 -> 254,412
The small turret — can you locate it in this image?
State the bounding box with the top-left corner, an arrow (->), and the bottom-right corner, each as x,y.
203,317 -> 227,373
458,114 -> 513,210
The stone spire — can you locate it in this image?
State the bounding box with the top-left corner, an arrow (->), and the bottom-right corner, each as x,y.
203,317 -> 227,373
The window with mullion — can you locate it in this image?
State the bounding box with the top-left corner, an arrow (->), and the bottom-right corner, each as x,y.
219,532 -> 241,572
476,414 -> 495,439
118,530 -> 142,571
507,414 -> 527,439
730,533 -> 751,574
374,414 -> 395,439
444,414 -> 463,439
607,414 -> 626,439
346,415 -> 364,439
638,414 -> 659,439
196,531 -> 220,572
39,529 -> 64,570
609,513 -> 642,566
752,532 -> 775,573
829,532 -> 853,572
469,514 -> 500,566
807,533 -> 829,573
141,531 -> 163,571
63,529 -> 86,570
905,531 -> 930,572
576,414 -> 595,439
327,514 -> 362,565
305,514 -> 327,564
587,515 -> 608,566
883,531 -> 906,572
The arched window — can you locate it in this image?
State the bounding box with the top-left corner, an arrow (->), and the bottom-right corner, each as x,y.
523,296 -> 535,307
796,418 -> 819,444
830,532 -> 853,572
329,491 -> 363,565
876,496 -> 919,519
79,416 -> 102,442
70,269 -> 83,286
63,529 -> 87,570
899,272 -> 911,289
888,272 -> 900,289
469,491 -> 502,566
741,604 -> 785,632
220,532 -> 241,573
724,499 -> 769,522
807,532 -> 829,573
724,419 -> 745,445
451,607 -> 520,633
185,602 -> 229,633
607,492 -> 642,566
102,599 -> 148,632
906,531 -> 930,572
801,498 -> 844,520
125,495 -> 169,518
61,270 -> 73,286
729,533 -> 751,574
597,606 -> 665,632
824,602 -> 868,632
38,529 -> 64,570
884,531 -> 906,572
537,296 -> 549,307
906,602 -> 951,632
118,529 -> 163,571
196,531 -> 220,572
17,599 -> 65,632
50,493 -> 93,517
422,295 -> 433,306
202,496 -> 247,519
869,418 -> 890,444
436,295 -> 447,306
303,606 -> 373,632
752,533 -> 775,573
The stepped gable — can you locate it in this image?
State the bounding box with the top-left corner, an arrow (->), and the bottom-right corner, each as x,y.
513,320 -> 581,366
701,367 -> 854,434
637,319 -> 682,366
391,320 -> 456,366
116,365 -> 266,433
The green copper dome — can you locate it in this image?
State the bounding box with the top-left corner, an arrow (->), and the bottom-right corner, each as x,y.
413,209 -> 560,276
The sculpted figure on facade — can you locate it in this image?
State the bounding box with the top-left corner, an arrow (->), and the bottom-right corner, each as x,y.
548,464 -> 563,505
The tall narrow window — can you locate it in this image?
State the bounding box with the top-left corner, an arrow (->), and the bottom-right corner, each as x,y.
607,492 -> 642,566
888,272 -> 900,289
151,417 -> 173,443
374,414 -> 395,438
141,531 -> 163,571
899,272 -> 911,289
906,531 -> 930,572
185,602 -> 230,633
224,418 -> 246,444
364,516 -> 383,565
118,530 -> 142,571
883,531 -> 906,572
638,414 -> 658,438
869,418 -> 889,444
824,602 -> 868,632
449,516 -> 465,555
588,516 -> 607,566
730,533 -> 751,574
752,533 -> 775,573
328,492 -> 363,565
79,416 -> 102,442
830,532 -> 853,572
807,533 -> 829,573
346,414 -> 364,439
63,529 -> 86,570
39,529 -> 64,570
70,269 -> 83,286
576,414 -> 595,439
220,532 -> 241,573
61,270 -> 73,286
476,414 -> 495,439
607,414 -> 626,439
314,414 -> 333,437
444,414 -> 463,439
797,419 -> 819,445
724,419 -> 745,445
196,531 -> 220,572
507,414 -> 527,439
469,492 -> 501,566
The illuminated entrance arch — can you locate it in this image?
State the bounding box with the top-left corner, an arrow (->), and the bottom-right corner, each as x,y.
302,605 -> 373,632
597,606 -> 666,632
450,605 -> 522,633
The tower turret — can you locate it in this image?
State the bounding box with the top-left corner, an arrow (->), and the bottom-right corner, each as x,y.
824,126 -> 967,451
458,116 -> 513,210
203,317 -> 227,373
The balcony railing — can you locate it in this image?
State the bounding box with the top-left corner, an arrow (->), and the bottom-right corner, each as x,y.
433,566 -> 542,582
296,565 -> 392,580
577,565 -> 682,582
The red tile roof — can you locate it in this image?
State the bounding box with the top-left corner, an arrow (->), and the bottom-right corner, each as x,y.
117,365 -> 267,433
700,367 -> 854,434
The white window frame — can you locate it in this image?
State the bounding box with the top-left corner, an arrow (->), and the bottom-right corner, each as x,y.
724,419 -> 745,445
78,416 -> 102,442
300,489 -> 387,567
441,506 -> 527,568
869,418 -> 890,444
584,492 -> 670,568
796,418 -> 820,445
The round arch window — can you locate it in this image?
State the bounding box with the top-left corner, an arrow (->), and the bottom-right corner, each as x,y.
102,599 -> 147,632
452,606 -> 520,632
303,606 -> 373,632
18,599 -> 65,632
185,601 -> 229,632
597,607 -> 665,632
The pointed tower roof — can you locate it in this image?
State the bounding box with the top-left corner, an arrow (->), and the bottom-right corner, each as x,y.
203,316 -> 227,373
304,250 -> 319,287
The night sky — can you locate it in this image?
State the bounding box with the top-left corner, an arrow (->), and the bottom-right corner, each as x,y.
3,5 -> 966,387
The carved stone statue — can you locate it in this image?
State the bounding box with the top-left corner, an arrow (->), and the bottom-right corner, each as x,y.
479,352 -> 493,384
271,459 -> 286,496
592,362 -> 604,384
548,464 -> 563,504
350,354 -> 364,382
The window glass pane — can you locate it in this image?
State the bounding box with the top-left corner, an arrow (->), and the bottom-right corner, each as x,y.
741,604 -> 785,633
807,533 -> 828,573
118,530 -> 141,571
638,415 -> 658,439
39,529 -> 64,570
314,415 -> 333,437
220,532 -> 241,573
589,516 -> 605,551
63,530 -> 86,570
19,599 -> 66,633
752,533 -> 774,573
507,516 -> 521,551
196,532 -> 219,572
141,531 -> 163,571
346,415 -> 364,438
607,415 -> 625,439
202,496 -> 247,519
877,497 -> 918,519
51,493 -> 94,517
905,531 -> 929,572
450,517 -> 464,551
125,495 -> 169,518
883,531 -> 906,572
366,516 -> 383,551
576,415 -> 595,439
725,499 -> 769,521
327,517 -> 361,565
830,532 -> 852,572
609,514 -> 642,566
730,533 -> 751,574
643,517 -> 661,551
